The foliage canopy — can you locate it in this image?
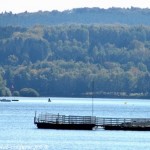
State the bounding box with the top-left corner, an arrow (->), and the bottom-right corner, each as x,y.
0,24 -> 150,98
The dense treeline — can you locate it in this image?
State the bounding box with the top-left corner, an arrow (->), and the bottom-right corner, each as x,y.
0,24 -> 150,98
1,7 -> 150,27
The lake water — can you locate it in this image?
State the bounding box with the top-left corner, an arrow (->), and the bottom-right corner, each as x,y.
0,97 -> 150,150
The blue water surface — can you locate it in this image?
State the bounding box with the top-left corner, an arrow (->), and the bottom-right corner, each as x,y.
0,97 -> 150,150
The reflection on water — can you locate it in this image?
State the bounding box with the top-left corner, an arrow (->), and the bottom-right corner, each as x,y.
0,97 -> 150,150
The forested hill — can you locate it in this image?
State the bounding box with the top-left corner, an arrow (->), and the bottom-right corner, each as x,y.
0,25 -> 150,98
1,7 -> 150,27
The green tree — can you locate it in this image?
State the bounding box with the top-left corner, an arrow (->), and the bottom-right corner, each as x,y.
20,88 -> 39,97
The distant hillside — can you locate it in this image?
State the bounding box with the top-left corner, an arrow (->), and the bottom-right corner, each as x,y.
0,25 -> 150,98
1,7 -> 150,27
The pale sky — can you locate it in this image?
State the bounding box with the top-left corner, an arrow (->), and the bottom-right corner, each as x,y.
1,0 -> 150,13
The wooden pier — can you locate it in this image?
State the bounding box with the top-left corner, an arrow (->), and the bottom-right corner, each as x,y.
34,113 -> 150,131
96,117 -> 150,131
34,113 -> 97,130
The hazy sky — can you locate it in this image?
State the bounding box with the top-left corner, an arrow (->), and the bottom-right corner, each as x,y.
1,0 -> 150,13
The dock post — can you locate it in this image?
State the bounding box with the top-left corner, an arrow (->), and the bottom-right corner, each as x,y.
34,111 -> 37,124
92,80 -> 94,116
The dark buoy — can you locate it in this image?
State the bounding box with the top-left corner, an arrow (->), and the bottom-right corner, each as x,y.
48,98 -> 51,102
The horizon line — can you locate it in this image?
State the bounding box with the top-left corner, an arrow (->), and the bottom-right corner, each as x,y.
0,6 -> 150,14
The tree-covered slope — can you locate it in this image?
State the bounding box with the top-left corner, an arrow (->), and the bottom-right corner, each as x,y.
1,7 -> 150,27
0,25 -> 150,97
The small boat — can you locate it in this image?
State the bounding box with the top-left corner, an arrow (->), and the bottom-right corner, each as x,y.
12,99 -> 19,102
0,99 -> 11,102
